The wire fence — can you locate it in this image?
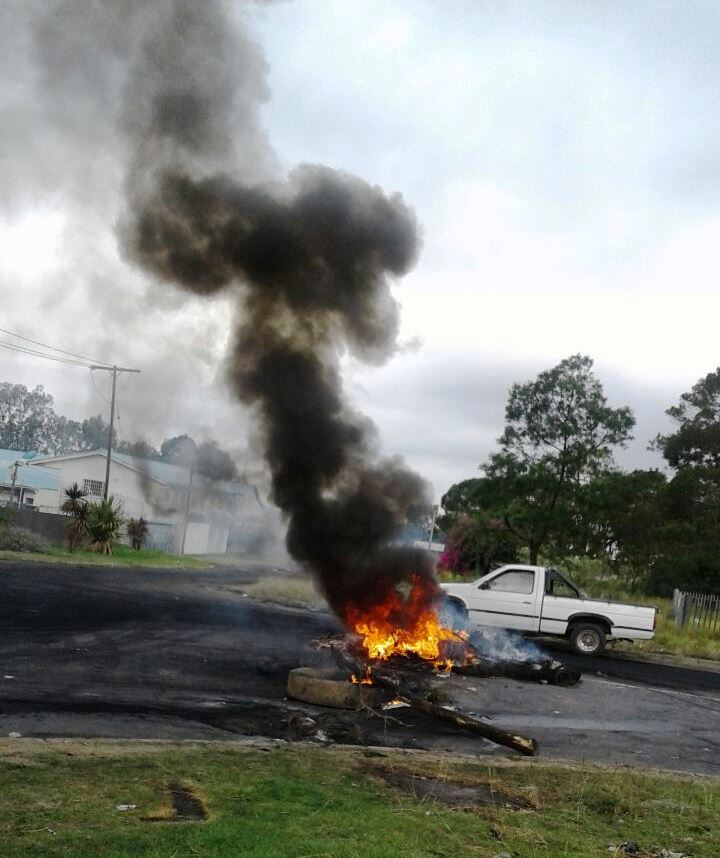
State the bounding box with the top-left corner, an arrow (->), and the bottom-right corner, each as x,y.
673,588 -> 720,631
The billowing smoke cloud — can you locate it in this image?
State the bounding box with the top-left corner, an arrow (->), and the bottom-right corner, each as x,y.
121,0 -> 434,618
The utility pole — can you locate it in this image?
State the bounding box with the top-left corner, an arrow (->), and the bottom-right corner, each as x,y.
427,504 -> 438,551
90,364 -> 141,500
180,467 -> 194,555
8,460 -> 20,509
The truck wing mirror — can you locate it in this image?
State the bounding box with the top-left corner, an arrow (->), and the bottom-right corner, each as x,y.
478,581 -> 490,590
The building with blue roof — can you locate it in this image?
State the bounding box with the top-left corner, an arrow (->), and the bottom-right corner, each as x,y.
0,449 -> 61,510
6,448 -> 263,554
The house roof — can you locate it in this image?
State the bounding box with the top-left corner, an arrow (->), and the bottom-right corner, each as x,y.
0,449 -> 59,491
28,449 -> 259,501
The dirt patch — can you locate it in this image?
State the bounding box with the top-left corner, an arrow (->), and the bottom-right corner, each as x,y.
143,783 -> 208,823
363,763 -> 536,810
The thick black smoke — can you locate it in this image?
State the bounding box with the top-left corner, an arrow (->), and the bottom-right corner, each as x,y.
122,0 -> 435,619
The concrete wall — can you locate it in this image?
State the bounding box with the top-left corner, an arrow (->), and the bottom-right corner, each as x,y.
8,508 -> 67,545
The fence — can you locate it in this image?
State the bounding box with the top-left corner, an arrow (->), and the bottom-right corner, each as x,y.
673,588 -> 720,631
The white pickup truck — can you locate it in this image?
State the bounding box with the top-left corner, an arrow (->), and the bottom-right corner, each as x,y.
440,564 -> 656,656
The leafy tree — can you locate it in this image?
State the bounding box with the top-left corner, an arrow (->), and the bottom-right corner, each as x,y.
438,478 -> 491,530
650,370 -> 720,594
483,355 -> 635,564
656,368 -> 720,468
0,383 -> 58,451
196,440 -> 239,481
86,496 -> 124,554
575,469 -> 667,587
81,415 -> 114,451
116,439 -> 160,459
438,513 -> 519,575
160,434 -> 198,463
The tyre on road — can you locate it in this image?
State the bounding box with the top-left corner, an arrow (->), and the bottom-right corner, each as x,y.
569,622 -> 607,656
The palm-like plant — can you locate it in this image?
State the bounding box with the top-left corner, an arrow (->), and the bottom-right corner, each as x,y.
86,496 -> 124,555
126,516 -> 149,551
61,482 -> 88,516
62,482 -> 89,552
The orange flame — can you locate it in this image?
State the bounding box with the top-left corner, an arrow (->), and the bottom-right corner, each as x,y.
343,575 -> 465,665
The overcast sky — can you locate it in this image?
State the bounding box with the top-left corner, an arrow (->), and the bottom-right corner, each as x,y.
2,0 -> 720,499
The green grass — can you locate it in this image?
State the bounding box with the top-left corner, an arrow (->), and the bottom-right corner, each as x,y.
612,603 -> 720,662
0,741 -> 716,858
0,544 -> 210,569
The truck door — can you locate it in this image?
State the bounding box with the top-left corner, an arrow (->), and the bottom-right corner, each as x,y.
466,568 -> 541,632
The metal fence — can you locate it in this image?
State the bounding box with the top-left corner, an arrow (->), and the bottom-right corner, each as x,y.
673,588 -> 720,631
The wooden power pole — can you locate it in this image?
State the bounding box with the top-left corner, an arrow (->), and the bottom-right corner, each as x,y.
90,364 -> 141,500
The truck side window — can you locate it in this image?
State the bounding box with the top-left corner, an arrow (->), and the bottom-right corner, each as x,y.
485,570 -> 534,595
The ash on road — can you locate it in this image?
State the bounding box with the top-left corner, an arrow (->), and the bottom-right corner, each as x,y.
1,562 -> 718,774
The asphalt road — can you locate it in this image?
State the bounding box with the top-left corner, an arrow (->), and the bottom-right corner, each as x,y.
1,561 -> 719,774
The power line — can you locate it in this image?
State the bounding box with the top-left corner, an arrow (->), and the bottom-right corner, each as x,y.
0,326 -> 111,368
89,368 -> 111,405
0,339 -> 94,368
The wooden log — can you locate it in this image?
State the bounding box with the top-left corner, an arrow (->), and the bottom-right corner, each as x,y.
454,657 -> 581,687
371,670 -> 538,757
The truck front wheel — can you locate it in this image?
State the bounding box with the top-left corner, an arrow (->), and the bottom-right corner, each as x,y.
569,623 -> 607,656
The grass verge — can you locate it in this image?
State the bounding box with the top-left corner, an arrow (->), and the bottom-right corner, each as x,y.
0,740 -> 715,858
612,603 -> 720,661
239,574 -> 327,610
0,545 -> 210,569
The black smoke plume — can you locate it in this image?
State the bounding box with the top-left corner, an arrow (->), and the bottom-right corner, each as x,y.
122,0 -> 435,620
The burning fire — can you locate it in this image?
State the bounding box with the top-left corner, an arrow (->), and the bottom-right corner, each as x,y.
343,575 -> 465,665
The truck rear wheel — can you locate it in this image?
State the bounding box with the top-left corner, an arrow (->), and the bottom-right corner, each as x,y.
438,598 -> 468,631
569,623 -> 606,656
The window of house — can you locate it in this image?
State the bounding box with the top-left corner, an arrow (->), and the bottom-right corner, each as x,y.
83,479 -> 105,497
485,570 -> 535,595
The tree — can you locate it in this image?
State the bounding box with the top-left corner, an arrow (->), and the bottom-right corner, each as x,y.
575,469 -> 667,587
0,383 -> 58,451
651,370 -> 720,594
81,415 -> 114,451
160,434 -> 198,463
656,368 -> 720,468
438,513 -> 519,575
484,355 -> 635,564
196,440 -> 239,481
116,439 -> 160,459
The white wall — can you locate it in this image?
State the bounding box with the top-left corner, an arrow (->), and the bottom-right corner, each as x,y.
37,454 -> 164,522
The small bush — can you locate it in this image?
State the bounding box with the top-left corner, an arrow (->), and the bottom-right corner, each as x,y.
0,525 -> 50,553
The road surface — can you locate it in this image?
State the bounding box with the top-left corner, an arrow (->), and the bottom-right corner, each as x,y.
1,561 -> 718,773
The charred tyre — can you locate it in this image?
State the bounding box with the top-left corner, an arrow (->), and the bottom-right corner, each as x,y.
569,622 -> 607,656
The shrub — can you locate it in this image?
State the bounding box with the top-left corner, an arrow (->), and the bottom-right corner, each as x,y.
61,482 -> 90,551
126,517 -> 149,551
0,525 -> 49,553
86,497 -> 124,555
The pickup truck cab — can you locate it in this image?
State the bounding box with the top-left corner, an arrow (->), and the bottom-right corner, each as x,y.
440,564 -> 656,656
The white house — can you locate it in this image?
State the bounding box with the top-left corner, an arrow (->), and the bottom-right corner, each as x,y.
26,449 -> 264,554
